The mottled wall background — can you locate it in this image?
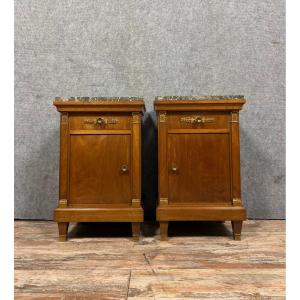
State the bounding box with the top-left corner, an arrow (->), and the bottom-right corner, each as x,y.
15,0 -> 285,220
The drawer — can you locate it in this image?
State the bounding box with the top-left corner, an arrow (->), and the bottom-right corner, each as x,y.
167,112 -> 230,130
69,113 -> 131,130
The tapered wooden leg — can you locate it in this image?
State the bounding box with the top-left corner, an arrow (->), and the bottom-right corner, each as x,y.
58,222 -> 69,242
160,221 -> 169,241
132,222 -> 140,241
231,221 -> 243,241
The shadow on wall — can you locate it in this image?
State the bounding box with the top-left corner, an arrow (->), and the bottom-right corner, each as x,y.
141,111 -> 158,221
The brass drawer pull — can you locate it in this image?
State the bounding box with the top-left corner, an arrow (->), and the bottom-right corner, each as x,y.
180,116 -> 215,124
84,117 -> 119,125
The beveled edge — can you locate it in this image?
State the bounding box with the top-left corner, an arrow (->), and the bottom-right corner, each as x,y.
155,95 -> 244,101
53,99 -> 146,113
154,96 -> 246,111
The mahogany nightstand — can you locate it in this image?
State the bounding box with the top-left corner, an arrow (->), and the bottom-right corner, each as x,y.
53,97 -> 145,241
155,96 -> 246,240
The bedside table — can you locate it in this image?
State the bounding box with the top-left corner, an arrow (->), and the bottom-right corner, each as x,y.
155,96 -> 246,240
53,97 -> 145,241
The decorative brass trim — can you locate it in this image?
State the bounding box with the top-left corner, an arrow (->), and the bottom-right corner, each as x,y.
61,113 -> 68,124
59,199 -> 68,208
233,233 -> 241,241
84,117 -> 119,125
230,112 -> 239,123
59,235 -> 67,242
159,112 -> 167,123
132,112 -> 141,124
232,198 -> 242,206
132,199 -> 141,207
160,198 -> 169,206
180,116 -> 215,124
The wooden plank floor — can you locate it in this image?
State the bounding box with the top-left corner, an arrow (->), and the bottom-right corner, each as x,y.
15,220 -> 285,299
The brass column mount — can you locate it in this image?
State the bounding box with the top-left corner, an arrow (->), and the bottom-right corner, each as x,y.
132,112 -> 141,124
230,112 -> 239,123
132,199 -> 141,207
160,198 -> 169,206
59,199 -> 68,208
159,112 -> 167,123
61,113 -> 68,125
232,198 -> 242,206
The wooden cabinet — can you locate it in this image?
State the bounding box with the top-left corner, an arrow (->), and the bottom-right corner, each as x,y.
155,96 -> 246,240
53,98 -> 145,241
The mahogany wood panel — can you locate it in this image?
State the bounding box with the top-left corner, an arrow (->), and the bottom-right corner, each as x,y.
168,133 -> 231,204
131,113 -> 142,207
53,99 -> 145,241
158,112 -> 169,206
155,97 -> 246,240
69,134 -> 131,205
58,113 -> 69,206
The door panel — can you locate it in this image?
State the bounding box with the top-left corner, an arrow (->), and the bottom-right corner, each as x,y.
69,134 -> 131,205
168,134 -> 231,204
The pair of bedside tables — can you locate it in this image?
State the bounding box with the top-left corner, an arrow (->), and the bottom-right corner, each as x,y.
53,96 -> 246,241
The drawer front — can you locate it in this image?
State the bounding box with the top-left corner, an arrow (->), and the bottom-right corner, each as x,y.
167,112 -> 230,130
69,113 -> 131,130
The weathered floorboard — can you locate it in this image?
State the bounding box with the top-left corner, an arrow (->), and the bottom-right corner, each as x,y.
15,220 -> 285,299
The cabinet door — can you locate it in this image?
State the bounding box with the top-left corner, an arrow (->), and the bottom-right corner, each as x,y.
168,134 -> 231,205
69,134 -> 131,205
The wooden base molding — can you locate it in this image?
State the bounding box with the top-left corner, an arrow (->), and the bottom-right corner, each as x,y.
54,207 -> 143,223
157,206 -> 246,221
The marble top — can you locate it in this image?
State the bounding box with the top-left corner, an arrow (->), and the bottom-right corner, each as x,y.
155,95 -> 244,101
54,97 -> 143,102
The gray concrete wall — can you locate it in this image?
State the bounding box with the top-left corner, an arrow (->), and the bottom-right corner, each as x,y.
15,0 -> 285,220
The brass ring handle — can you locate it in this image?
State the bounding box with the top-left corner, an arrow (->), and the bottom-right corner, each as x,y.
194,117 -> 203,124
84,117 -> 119,125
180,116 -> 215,124
121,165 -> 128,172
95,117 -> 105,125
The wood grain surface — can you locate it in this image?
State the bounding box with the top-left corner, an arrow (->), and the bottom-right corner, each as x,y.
15,220 -> 285,299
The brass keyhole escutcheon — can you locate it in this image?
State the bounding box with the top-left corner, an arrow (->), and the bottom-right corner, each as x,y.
121,165 -> 128,172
